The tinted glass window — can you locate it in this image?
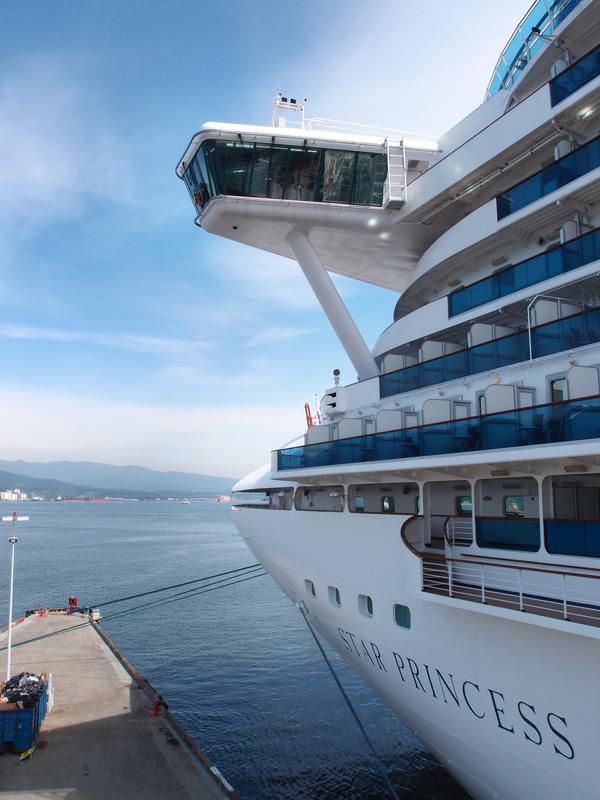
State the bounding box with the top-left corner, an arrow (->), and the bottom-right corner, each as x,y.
287,148 -> 320,201
216,142 -> 253,195
322,150 -> 355,203
504,496 -> 525,516
394,604 -> 411,629
456,496 -> 472,515
381,496 -> 395,513
354,152 -> 386,205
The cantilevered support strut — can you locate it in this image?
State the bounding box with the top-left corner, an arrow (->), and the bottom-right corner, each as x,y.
286,229 -> 379,380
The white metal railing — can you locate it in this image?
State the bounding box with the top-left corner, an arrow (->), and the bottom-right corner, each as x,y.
275,115 -> 440,150
445,516 -> 474,548
485,0 -> 582,99
422,554 -> 600,628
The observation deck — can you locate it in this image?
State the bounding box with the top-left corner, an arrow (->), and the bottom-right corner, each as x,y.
176,121 -> 441,292
485,0 -> 585,99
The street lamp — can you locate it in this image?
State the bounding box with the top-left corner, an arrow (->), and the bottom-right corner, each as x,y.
3,513 -> 29,681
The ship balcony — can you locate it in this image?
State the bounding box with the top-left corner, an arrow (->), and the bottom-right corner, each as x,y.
496,132 -> 600,220
485,0 -> 584,99
277,391 -> 600,472
380,299 -> 600,401
420,549 -> 600,630
550,41 -> 600,106
403,513 -> 600,631
448,225 -> 600,317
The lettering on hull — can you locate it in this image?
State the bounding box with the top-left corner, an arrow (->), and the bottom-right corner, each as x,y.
337,627 -> 574,761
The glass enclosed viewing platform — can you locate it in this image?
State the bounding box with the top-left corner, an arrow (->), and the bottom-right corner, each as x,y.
277,393 -> 600,470
182,139 -> 388,210
485,0 -> 583,99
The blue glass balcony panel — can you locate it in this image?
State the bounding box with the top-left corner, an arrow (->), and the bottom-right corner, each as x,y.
380,306 -> 600,402
448,226 -> 600,317
496,134 -> 600,220
546,520 -> 600,557
277,394 -> 600,470
551,44 -> 600,106
486,0 -> 583,99
182,140 -> 387,209
476,518 -> 540,551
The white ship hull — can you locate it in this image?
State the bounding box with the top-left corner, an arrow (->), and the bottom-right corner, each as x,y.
233,506 -> 597,800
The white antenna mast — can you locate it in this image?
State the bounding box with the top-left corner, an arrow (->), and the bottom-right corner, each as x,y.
272,92 -> 307,128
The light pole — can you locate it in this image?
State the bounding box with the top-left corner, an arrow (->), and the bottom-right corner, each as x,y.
6,536 -> 17,681
3,513 -> 29,681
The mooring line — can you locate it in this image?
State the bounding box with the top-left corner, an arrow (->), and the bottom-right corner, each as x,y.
297,602 -> 401,800
1,568 -> 267,652
92,562 -> 262,607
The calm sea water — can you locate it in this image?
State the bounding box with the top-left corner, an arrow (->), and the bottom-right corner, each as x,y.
0,501 -> 468,800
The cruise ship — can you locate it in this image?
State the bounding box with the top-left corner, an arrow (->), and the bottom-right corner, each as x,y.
176,2 -> 600,797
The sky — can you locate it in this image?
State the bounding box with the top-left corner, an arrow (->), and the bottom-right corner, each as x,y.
1,0 -> 531,477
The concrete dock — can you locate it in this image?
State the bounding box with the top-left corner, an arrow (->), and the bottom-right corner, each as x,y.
0,610 -> 237,800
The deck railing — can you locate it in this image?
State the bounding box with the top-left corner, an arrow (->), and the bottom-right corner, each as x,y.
422,553 -> 600,629
448,226 -> 600,317
550,42 -> 600,106
496,132 -> 600,220
382,303 -> 600,399
277,392 -> 600,471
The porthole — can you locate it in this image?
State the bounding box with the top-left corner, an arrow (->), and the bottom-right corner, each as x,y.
328,586 -> 341,607
305,579 -> 316,597
394,604 -> 411,629
358,593 -> 373,618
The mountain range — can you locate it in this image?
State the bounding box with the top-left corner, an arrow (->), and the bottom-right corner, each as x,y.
0,460 -> 235,496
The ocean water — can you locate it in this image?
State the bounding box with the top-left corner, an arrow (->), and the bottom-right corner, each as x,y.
0,501 -> 468,800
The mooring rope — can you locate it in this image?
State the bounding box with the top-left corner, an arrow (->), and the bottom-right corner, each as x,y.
297,602 -> 401,800
92,562 -> 262,607
0,566 -> 267,652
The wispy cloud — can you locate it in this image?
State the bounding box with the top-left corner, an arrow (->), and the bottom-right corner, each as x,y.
0,323 -> 213,357
244,326 -> 319,348
208,243 -> 317,312
0,55 -> 132,242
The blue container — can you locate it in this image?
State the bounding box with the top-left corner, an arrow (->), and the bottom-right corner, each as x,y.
0,683 -> 48,753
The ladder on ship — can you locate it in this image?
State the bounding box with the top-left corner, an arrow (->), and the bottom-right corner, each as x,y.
383,138 -> 407,208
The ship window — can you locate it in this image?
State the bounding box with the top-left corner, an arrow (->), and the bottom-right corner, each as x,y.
381,496 -> 395,513
354,152 -> 385,206
322,150 -> 355,204
215,141 -> 253,196
393,604 -> 411,629
294,485 -> 344,512
358,593 -> 374,618
455,496 -> 472,516
504,495 -> 525,517
328,586 -> 341,607
305,579 -> 316,597
287,147 -> 320,201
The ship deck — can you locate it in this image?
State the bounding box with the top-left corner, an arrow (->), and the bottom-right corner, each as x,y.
0,610 -> 236,800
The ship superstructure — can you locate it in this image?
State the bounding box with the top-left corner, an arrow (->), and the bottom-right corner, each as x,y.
177,2 -> 600,797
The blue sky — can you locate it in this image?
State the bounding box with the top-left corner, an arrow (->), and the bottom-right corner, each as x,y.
1,0 -> 529,476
